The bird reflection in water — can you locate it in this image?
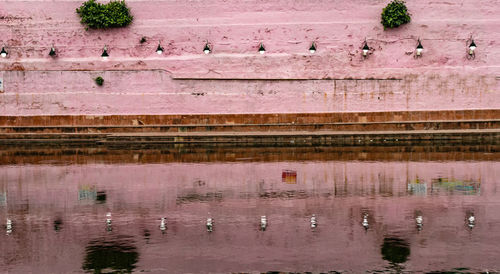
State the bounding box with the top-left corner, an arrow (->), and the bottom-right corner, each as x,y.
6,218 -> 12,235
362,213 -> 369,230
467,213 -> 475,230
159,217 -> 167,233
310,214 -> 317,229
206,217 -> 214,232
143,229 -> 151,243
415,213 -> 423,231
106,212 -> 112,232
82,235 -> 139,273
260,216 -> 267,231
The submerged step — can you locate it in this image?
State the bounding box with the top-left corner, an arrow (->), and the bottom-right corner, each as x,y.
0,120 -> 498,134
0,129 -> 498,145
95,129 -> 500,146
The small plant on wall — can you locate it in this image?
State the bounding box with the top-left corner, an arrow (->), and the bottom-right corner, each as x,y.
95,76 -> 104,86
381,0 -> 411,29
76,0 -> 133,30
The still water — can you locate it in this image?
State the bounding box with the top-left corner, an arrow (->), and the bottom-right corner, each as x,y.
0,145 -> 499,273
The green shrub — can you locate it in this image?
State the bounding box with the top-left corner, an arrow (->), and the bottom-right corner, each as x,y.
95,76 -> 104,86
381,0 -> 411,29
76,0 -> 133,29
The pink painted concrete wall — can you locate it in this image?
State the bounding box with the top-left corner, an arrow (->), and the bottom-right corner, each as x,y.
0,0 -> 499,115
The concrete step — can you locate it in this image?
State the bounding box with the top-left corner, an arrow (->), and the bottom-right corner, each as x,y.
0,133 -> 107,139
99,129 -> 500,146
0,129 -> 498,146
0,119 -> 498,134
0,133 -> 107,145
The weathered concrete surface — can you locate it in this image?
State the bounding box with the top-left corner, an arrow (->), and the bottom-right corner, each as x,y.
2,109 -> 499,126
0,0 -> 499,115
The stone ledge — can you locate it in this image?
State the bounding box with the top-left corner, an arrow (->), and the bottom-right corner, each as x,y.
1,129 -> 498,146
1,110 -> 499,126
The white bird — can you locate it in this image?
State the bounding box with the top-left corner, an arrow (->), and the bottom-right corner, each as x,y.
260,216 -> 267,231
106,213 -> 112,226
362,214 -> 369,229
310,214 -> 317,228
206,218 -> 214,232
160,217 -> 167,231
416,215 -> 423,230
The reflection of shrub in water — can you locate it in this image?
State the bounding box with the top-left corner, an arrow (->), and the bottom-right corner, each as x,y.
53,218 -> 63,231
82,236 -> 139,273
381,237 -> 410,264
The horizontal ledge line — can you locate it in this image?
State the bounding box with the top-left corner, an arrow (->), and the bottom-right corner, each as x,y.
0,119 -> 498,128
0,91 -> 410,95
2,18 -> 500,27
0,69 -> 169,73
106,128 -> 500,136
172,77 -> 403,81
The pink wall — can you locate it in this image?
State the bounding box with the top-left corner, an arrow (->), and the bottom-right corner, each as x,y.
0,0 -> 499,115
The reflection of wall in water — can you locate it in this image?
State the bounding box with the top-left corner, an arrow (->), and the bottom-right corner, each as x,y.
177,191 -> 224,204
78,185 -> 97,201
431,178 -> 481,195
332,164 -> 399,197
378,174 -> 395,197
407,177 -> 481,196
407,178 -> 427,196
282,170 -> 297,184
172,163 -> 486,201
0,192 -> 6,206
407,183 -> 427,196
78,185 -> 107,204
0,161 -> 493,211
0,161 -> 498,272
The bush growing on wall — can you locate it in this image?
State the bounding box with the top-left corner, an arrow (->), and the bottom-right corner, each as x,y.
381,0 -> 411,29
76,0 -> 133,29
95,76 -> 104,86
